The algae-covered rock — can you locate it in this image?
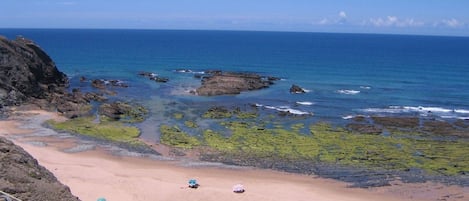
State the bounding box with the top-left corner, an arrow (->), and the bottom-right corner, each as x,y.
184,120 -> 198,128
48,117 -> 141,145
202,106 -> 232,119
199,120 -> 469,178
160,125 -> 201,149
99,101 -> 148,122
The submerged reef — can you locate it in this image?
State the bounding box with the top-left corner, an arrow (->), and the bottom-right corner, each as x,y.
48,117 -> 141,145
161,107 -> 469,187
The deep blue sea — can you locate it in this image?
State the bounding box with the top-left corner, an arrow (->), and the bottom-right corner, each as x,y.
2,29 -> 469,141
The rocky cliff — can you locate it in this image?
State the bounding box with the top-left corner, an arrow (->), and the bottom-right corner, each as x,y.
0,36 -> 84,200
0,137 -> 79,201
0,36 -> 69,107
0,36 -> 93,118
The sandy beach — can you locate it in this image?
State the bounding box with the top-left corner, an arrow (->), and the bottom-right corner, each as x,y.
1,109 -> 467,201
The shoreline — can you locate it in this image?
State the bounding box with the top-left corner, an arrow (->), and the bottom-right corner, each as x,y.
1,109 -> 468,201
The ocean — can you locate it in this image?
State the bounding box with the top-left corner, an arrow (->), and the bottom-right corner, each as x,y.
1,29 -> 469,141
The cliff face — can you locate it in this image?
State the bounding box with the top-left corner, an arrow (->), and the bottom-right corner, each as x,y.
0,36 -> 68,107
0,36 -> 93,118
0,137 -> 80,201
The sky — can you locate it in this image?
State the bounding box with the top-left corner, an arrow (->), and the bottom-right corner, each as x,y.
1,0 -> 469,36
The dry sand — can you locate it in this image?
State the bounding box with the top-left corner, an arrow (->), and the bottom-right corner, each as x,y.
1,109 -> 467,201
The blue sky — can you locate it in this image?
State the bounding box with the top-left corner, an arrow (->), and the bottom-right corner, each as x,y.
1,0 -> 468,36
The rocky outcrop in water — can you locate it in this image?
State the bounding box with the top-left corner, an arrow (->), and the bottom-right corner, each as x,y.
99,101 -> 148,122
0,137 -> 80,201
290,84 -> 305,94
346,116 -> 469,138
138,71 -> 169,83
196,71 -> 279,96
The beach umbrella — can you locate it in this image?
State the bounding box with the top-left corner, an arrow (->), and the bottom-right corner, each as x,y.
232,184 -> 245,193
188,179 -> 199,188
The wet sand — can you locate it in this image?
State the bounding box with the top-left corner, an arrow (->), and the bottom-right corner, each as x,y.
0,109 -> 467,201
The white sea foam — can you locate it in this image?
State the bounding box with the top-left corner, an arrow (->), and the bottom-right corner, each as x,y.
455,109 -> 469,114
342,115 -> 355,120
174,69 -> 205,74
360,86 -> 371,90
336,89 -> 360,95
296,101 -> 314,106
361,105 -> 469,119
255,104 -> 311,115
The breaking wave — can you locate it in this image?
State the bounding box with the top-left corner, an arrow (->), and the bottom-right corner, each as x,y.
360,86 -> 371,90
296,101 -> 314,106
255,103 -> 311,115
336,89 -> 360,95
174,69 -> 206,74
361,106 -> 469,119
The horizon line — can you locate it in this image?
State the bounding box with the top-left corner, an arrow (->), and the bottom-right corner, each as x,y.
1,27 -> 468,38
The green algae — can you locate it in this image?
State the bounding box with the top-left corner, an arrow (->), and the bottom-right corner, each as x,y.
202,107 -> 232,119
47,117 -> 142,145
173,113 -> 184,120
234,111 -> 258,119
160,125 -> 200,149
99,102 -> 148,123
199,121 -> 469,176
124,104 -> 148,123
184,120 -> 198,128
201,106 -> 258,119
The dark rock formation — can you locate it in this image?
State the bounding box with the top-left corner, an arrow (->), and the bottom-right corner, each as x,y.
196,71 -> 278,96
79,76 -> 86,82
290,84 -> 305,94
0,36 -> 68,107
99,101 -> 148,122
138,71 -> 169,83
0,36 -> 96,118
0,137 -> 80,201
346,123 -> 383,135
91,79 -> 128,89
421,120 -> 469,137
91,79 -> 106,89
349,115 -> 469,138
371,116 -> 419,128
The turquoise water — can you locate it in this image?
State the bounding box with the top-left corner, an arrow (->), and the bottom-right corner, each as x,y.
2,29 -> 469,140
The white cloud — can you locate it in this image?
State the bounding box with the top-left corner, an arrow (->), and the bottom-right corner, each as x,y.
318,18 -> 329,25
366,16 -> 424,27
313,11 -> 347,25
339,11 -> 347,19
338,11 -> 347,24
434,18 -> 464,28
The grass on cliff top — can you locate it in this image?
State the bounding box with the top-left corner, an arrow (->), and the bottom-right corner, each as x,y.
47,116 -> 142,145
